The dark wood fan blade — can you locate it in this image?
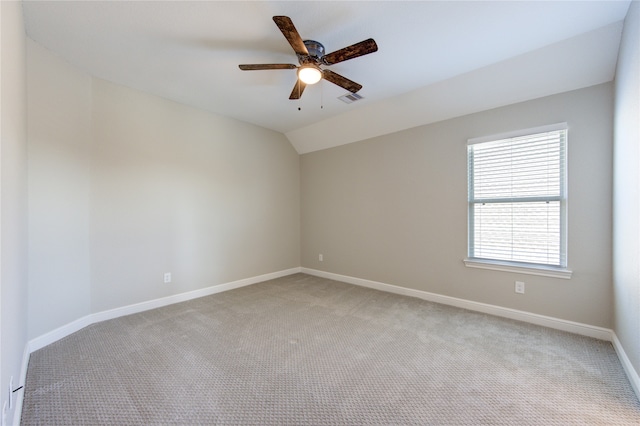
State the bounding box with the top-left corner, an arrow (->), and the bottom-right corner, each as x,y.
322,70 -> 362,93
239,64 -> 297,70
289,80 -> 307,100
322,38 -> 378,65
273,16 -> 309,56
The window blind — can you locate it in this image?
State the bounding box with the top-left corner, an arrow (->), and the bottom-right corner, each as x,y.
467,125 -> 567,268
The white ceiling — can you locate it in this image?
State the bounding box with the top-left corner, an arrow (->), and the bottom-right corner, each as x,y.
23,1 -> 631,153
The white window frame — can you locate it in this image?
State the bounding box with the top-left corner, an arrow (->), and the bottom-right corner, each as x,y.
463,123 -> 572,279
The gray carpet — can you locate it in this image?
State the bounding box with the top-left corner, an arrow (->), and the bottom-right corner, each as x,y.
21,273 -> 640,425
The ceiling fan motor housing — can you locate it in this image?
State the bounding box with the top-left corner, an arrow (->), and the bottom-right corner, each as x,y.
301,40 -> 325,65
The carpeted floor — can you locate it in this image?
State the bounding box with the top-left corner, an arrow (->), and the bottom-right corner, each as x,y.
21,273 -> 640,425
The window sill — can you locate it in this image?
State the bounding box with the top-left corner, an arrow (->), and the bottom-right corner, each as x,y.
463,258 -> 572,279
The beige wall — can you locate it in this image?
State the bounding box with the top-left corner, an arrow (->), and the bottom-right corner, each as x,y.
1,1 -> 29,424
26,41 -> 300,337
27,40 -> 92,339
613,0 -> 640,379
90,78 -> 300,313
302,83 -> 613,328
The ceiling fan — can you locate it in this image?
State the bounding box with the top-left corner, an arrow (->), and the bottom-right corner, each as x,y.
239,16 -> 378,100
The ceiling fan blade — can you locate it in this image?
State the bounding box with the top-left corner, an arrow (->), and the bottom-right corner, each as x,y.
239,64 -> 297,71
322,38 -> 378,65
322,70 -> 362,93
273,16 -> 309,56
289,80 -> 307,100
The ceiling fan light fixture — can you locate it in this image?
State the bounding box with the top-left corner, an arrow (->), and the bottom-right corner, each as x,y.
240,16 -> 377,99
298,65 -> 322,85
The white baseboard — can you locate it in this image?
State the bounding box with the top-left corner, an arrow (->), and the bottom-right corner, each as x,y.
612,333 -> 640,400
88,267 -> 302,325
28,267 -> 301,353
301,268 -> 613,341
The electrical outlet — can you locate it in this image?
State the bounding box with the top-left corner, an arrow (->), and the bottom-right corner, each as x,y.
164,272 -> 171,283
515,281 -> 525,294
319,254 -> 323,262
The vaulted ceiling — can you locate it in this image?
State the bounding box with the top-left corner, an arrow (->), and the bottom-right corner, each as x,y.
23,1 -> 631,153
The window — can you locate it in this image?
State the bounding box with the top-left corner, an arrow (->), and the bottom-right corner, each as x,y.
464,123 -> 571,279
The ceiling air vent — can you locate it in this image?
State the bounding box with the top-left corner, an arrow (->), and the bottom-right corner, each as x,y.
338,92 -> 364,104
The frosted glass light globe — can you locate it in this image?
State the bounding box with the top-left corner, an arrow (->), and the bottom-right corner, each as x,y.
298,66 -> 322,85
